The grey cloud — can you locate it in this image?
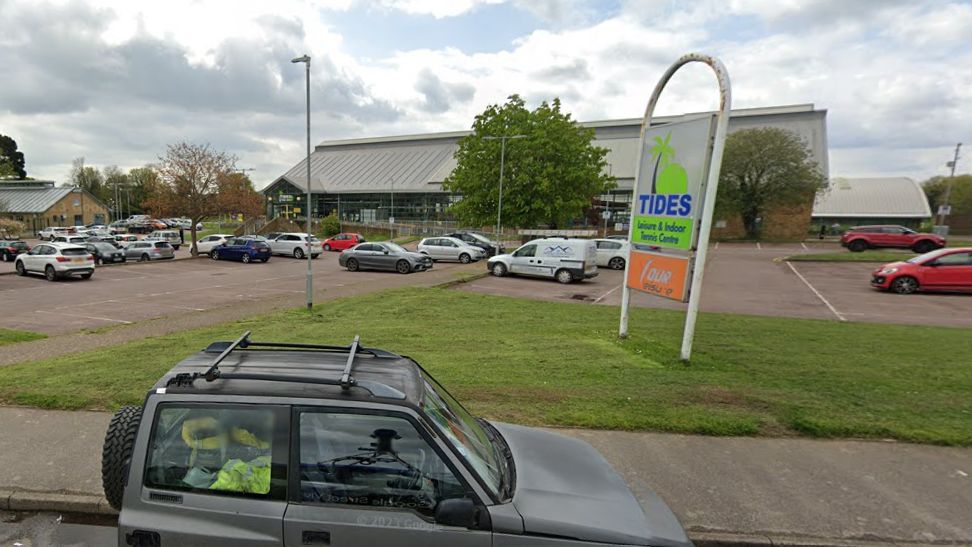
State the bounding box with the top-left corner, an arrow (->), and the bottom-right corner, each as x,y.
414,69 -> 475,113
534,58 -> 591,82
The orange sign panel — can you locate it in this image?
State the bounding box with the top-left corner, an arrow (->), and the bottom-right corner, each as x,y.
626,250 -> 691,302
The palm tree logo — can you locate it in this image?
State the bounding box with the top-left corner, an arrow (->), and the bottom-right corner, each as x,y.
647,132 -> 688,196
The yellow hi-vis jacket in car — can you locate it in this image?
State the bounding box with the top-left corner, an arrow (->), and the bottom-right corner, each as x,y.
209,455 -> 271,494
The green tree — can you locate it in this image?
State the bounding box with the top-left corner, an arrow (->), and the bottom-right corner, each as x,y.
127,166 -> 160,215
444,95 -> 615,229
923,174 -> 972,216
716,127 -> 826,238
0,135 -> 27,179
69,158 -> 107,201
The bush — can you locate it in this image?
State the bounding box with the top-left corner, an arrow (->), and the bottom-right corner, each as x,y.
319,213 -> 340,237
0,218 -> 25,238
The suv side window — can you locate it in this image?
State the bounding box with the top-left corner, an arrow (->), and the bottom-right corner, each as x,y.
513,244 -> 536,258
145,404 -> 288,500
297,411 -> 467,518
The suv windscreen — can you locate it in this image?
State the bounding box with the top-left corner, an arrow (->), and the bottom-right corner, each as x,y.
420,373 -> 502,498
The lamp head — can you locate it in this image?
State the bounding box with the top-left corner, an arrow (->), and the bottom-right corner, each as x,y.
291,55 -> 310,64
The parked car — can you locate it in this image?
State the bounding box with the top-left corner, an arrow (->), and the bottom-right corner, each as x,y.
114,234 -> 139,246
147,230 -> 183,251
871,247 -> 972,294
0,240 -> 30,262
323,232 -> 365,252
86,236 -> 122,248
841,225 -> 945,253
15,242 -> 94,281
51,235 -> 89,245
487,238 -> 598,284
37,227 -> 73,240
210,238 -> 272,263
85,242 -> 127,265
263,232 -> 283,241
101,331 -> 692,547
124,241 -> 176,261
269,233 -> 322,259
339,242 -> 432,273
109,220 -> 129,231
194,234 -> 234,254
417,236 -> 485,263
594,238 -> 629,270
444,231 -> 504,256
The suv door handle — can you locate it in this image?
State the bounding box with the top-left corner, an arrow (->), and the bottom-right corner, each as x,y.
302,530 -> 331,545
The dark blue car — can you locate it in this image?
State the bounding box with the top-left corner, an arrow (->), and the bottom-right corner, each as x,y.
210,237 -> 272,263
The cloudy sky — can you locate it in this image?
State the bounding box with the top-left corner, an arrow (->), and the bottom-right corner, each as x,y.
1,0 -> 969,188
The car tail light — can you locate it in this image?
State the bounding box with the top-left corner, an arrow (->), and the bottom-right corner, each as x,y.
5,247 -> 14,252
55,256 -> 70,262
87,256 -> 94,261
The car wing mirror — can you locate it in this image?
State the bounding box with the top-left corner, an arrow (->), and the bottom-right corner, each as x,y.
435,498 -> 483,529
383,250 -> 389,254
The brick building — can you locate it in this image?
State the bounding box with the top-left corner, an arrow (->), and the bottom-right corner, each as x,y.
0,180 -> 109,234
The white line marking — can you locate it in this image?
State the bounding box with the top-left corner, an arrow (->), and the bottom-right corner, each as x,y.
785,261 -> 846,321
593,284 -> 623,304
756,241 -> 762,250
714,241 -> 720,250
35,310 -> 132,324
801,242 -> 809,250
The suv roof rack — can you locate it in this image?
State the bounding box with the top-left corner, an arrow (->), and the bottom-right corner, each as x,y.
165,331 -> 405,399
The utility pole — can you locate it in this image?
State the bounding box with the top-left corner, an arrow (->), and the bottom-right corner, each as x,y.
292,54 -> 313,311
483,134 -> 526,243
939,143 -> 962,226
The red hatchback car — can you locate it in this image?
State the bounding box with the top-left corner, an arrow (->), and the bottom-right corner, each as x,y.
841,225 -> 945,253
871,247 -> 972,294
322,232 -> 365,252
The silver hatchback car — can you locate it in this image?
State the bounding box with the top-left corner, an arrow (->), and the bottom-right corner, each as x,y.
124,241 -> 176,261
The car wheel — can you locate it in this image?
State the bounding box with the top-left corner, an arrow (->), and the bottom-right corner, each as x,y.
346,257 -> 359,272
45,265 -> 57,281
459,253 -> 471,264
140,253 -> 150,262
80,273 -> 92,280
608,256 -> 626,270
555,268 -> 574,284
890,276 -> 919,295
311,254 -> 319,259
102,405 -> 143,511
241,253 -> 251,264
94,257 -> 102,266
491,262 -> 507,277
15,261 -> 26,276
261,257 -> 269,263
324,244 -> 331,252
396,260 -> 411,274
210,250 -> 219,260
912,241 -> 934,254
293,248 -> 304,259
848,239 -> 868,252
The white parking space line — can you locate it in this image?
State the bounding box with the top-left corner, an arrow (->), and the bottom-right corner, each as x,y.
801,242 -> 809,250
35,310 -> 132,324
756,241 -> 762,250
714,241 -> 720,250
785,261 -> 847,322
593,283 -> 623,304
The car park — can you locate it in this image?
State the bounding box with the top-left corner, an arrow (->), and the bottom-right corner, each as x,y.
417,236 -> 486,263
323,232 -> 365,252
444,231 -> 504,257
487,238 -> 598,284
269,233 -> 323,259
85,242 -> 127,265
100,331 -> 691,547
147,230 -> 184,250
211,237 -> 272,263
339,241 -> 432,273
15,242 -> 94,281
593,238 -> 629,270
125,241 -> 176,261
0,240 -> 30,262
871,247 -> 972,294
841,225 -> 945,253
194,234 -> 234,254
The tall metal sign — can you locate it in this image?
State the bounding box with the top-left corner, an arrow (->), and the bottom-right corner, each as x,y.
619,53 -> 732,362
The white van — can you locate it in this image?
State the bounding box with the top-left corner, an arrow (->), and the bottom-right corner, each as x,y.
486,237 -> 598,284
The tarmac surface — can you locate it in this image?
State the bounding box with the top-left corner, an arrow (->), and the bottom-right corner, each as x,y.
0,407 -> 969,546
457,242 -> 972,328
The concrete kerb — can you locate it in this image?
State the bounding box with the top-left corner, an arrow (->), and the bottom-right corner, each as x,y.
433,270 -> 490,288
690,531 -> 970,547
2,489 -> 116,516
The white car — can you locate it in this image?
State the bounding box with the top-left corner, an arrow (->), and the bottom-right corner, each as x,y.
487,237 -> 598,284
194,234 -> 234,254
269,233 -> 323,259
38,227 -> 73,240
417,236 -> 485,263
594,238 -> 629,270
15,242 -> 95,281
51,235 -> 89,245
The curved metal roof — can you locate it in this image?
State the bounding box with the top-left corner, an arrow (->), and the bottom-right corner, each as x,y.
812,177 -> 932,218
0,186 -> 75,213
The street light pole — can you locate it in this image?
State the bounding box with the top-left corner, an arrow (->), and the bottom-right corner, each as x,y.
292,54 -> 313,311
483,134 -> 526,244
939,142 -> 962,226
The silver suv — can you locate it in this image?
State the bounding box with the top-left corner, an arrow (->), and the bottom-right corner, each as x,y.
15,242 -> 94,281
102,333 -> 691,547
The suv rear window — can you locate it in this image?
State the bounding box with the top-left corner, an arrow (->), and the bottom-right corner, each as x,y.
61,248 -> 88,256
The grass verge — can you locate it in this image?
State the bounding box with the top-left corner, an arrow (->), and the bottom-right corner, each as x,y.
0,329 -> 46,347
0,288 -> 969,445
786,250 -> 916,263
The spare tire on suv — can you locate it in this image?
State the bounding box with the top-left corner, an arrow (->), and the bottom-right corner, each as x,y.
102,405 -> 143,510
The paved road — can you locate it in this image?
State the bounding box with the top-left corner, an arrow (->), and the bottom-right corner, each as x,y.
458,243 -> 972,328
1,407 -> 969,545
